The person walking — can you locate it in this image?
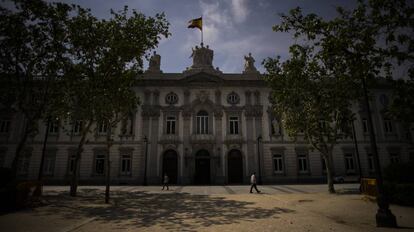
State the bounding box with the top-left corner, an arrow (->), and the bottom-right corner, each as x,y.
250,172 -> 261,193
162,173 -> 169,190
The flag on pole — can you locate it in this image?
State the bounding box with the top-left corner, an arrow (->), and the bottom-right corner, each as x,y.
188,17 -> 202,31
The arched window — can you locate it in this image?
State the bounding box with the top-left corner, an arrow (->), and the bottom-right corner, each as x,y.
196,110 -> 209,134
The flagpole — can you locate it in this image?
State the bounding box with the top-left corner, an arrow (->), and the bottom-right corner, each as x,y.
201,15 -> 203,45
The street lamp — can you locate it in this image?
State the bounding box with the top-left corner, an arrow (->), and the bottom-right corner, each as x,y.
362,77 -> 396,227
257,135 -> 262,185
143,136 -> 149,186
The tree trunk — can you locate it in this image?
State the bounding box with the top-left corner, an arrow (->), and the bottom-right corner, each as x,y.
323,152 -> 336,194
70,121 -> 92,197
105,126 -> 112,204
11,120 -> 31,179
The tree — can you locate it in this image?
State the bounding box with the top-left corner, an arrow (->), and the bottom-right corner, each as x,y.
60,6 -> 170,197
266,0 -> 412,227
388,78 -> 414,141
264,45 -> 358,193
0,0 -> 73,178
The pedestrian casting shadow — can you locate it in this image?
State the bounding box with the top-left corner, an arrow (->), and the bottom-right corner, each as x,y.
37,188 -> 295,231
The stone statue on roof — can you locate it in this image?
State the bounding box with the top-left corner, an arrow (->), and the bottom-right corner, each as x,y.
190,43 -> 214,69
147,51 -> 162,73
243,53 -> 258,73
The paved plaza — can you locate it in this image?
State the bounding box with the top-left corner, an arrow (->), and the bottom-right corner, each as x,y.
1,184 -> 414,232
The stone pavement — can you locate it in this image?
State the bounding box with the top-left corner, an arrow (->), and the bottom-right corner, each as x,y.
0,184 -> 413,232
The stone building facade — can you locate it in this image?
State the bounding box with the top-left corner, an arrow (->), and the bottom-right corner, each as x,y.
1,44 -> 413,185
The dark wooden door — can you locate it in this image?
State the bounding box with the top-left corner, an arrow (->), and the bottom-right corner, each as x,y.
163,150 -> 178,184
228,149 -> 243,184
195,150 -> 210,185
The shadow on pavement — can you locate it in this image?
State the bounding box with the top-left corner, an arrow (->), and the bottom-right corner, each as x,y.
37,189 -> 295,231
335,188 -> 361,195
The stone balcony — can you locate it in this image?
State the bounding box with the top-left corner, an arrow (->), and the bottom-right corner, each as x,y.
190,134 -> 215,144
224,134 -> 244,144
159,134 -> 181,144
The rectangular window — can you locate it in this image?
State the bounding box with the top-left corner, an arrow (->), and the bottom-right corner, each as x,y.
0,149 -> 5,167
17,150 -> 31,175
367,153 -> 375,172
390,153 -> 400,164
196,115 -> 208,134
48,120 -> 59,134
362,119 -> 369,133
273,154 -> 284,174
98,122 -> 108,135
384,119 -> 393,133
43,151 -> 56,176
68,154 -> 76,174
120,154 -> 131,175
270,118 -> 281,135
121,114 -> 134,135
95,153 -> 105,175
166,116 -> 176,135
229,116 -> 239,134
321,157 -> 327,174
73,120 -> 83,135
344,153 -> 355,173
298,154 -> 308,173
319,120 -> 327,131
0,119 -> 10,133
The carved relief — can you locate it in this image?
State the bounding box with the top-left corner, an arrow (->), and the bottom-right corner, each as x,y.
196,90 -> 209,103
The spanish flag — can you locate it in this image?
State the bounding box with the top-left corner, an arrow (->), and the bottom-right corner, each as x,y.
188,17 -> 202,31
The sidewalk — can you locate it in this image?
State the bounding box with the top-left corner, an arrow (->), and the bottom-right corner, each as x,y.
0,186 -> 413,232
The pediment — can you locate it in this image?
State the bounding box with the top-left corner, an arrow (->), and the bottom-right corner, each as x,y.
182,72 -> 223,84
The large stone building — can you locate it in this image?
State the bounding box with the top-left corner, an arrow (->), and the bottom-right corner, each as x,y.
1,44 -> 413,185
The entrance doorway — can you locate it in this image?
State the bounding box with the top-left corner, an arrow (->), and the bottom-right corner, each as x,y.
163,150 -> 178,184
228,149 -> 243,184
195,149 -> 210,185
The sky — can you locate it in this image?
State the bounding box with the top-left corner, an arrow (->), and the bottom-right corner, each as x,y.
50,0 -> 358,74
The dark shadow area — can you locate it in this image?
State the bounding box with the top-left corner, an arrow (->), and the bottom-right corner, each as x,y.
335,188 -> 361,195
34,189 -> 295,231
396,226 -> 414,230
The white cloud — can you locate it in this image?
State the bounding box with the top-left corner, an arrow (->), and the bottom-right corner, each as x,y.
230,0 -> 249,23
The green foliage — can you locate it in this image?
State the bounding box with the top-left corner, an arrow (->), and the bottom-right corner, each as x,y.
59,5 -> 170,129
265,0 -> 413,193
383,183 -> 414,206
57,3 -> 170,197
383,162 -> 414,184
383,162 -> 414,206
0,0 -> 73,121
0,0 -> 77,176
387,79 -> 414,125
263,45 -> 358,154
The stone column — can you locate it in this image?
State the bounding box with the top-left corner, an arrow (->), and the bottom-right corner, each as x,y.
148,90 -> 160,184
182,89 -> 192,184
214,90 -> 224,184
